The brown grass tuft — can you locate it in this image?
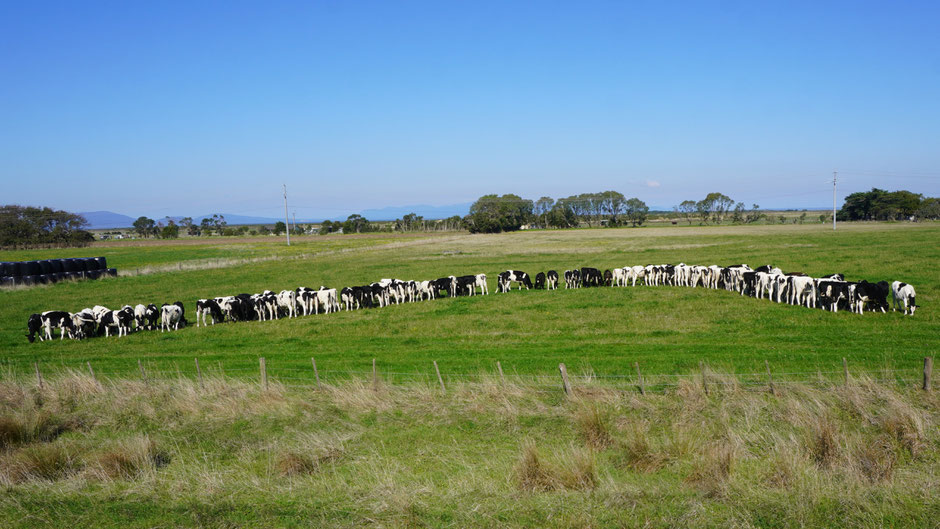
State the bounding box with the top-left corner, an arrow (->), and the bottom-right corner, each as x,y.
514,440 -> 596,492
686,442 -> 736,497
617,424 -> 667,473
574,404 -> 613,449
854,434 -> 897,483
0,442 -> 83,484
275,445 -> 343,477
808,416 -> 840,468
89,435 -> 169,480
880,406 -> 925,457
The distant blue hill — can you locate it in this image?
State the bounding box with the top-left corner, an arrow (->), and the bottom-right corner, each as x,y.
358,203 -> 472,221
79,211 -> 136,229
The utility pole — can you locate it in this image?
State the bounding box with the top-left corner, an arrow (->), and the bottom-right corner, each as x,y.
283,184 -> 291,246
832,171 -> 837,231
292,211 -> 297,235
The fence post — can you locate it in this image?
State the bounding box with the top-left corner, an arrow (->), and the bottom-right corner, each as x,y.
842,357 -> 849,386
372,358 -> 377,391
34,362 -> 43,390
260,357 -> 268,391
634,362 -> 645,395
311,357 -> 321,389
924,357 -> 933,392
138,359 -> 148,384
559,363 -> 571,396
434,361 -> 445,393
700,361 -> 709,395
87,361 -> 99,388
497,361 -> 505,385
765,359 -> 776,396
195,358 -> 204,389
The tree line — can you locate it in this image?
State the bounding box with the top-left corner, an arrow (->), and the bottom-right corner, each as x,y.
0,205 -> 94,248
838,188 -> 939,221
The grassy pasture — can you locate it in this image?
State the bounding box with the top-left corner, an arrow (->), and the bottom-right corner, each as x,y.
1,222 -> 937,381
1,223 -> 939,528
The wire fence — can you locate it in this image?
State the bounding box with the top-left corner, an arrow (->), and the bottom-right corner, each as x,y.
1,355 -> 933,396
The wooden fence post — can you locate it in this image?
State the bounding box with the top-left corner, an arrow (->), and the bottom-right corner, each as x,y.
765,359 -> 776,396
138,359 -> 147,384
700,361 -> 709,395
260,357 -> 268,391
559,363 -> 572,396
195,358 -> 204,389
34,362 -> 43,390
634,362 -> 645,395
372,358 -> 377,391
924,357 -> 933,392
311,357 -> 321,389
434,361 -> 445,393
843,357 -> 849,386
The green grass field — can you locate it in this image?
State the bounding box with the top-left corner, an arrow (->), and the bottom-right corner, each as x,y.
1,223 -> 937,381
1,223 -> 938,528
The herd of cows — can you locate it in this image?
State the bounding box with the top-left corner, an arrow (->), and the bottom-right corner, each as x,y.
25,263 -> 918,343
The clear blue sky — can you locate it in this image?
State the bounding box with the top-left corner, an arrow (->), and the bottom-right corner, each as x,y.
2,1 -> 939,219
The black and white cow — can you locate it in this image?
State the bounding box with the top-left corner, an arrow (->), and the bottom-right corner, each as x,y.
100,307 -> 134,337
564,269 -> 581,289
432,277 -> 456,298
196,299 -> 224,326
580,267 -> 603,287
455,275 -> 477,296
26,313 -> 42,342
498,270 -> 532,291
546,270 -> 559,290
161,303 -> 183,331
71,310 -> 97,339
39,311 -> 74,340
816,280 -> 849,312
534,272 -> 546,290
603,269 -> 614,287
474,274 -> 488,295
891,281 -> 917,315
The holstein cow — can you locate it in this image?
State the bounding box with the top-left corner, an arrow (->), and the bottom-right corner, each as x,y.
455,275 -> 478,296
26,313 -> 42,342
161,304 -> 183,331
816,279 -> 849,312
276,290 -> 297,318
534,272 -> 546,290
891,281 -> 917,315
629,266 -> 646,287
100,307 -> 134,337
498,270 -> 532,291
564,269 -> 581,289
70,310 -> 97,339
474,274 -> 488,295
196,299 -> 224,326
787,275 -> 817,308
603,269 -> 614,287
31,311 -> 73,341
546,270 -> 559,290
580,267 -> 603,287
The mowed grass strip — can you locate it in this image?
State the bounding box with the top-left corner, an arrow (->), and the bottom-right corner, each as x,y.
1,223 -> 937,380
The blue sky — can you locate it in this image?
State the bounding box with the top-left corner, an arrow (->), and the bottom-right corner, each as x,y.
2,1 -> 939,219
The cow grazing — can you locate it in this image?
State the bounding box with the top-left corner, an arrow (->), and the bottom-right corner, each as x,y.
580,267 -> 603,287
534,272 -> 546,290
196,299 -> 223,326
788,275 -> 817,308
498,270 -> 532,291
603,269 -> 613,287
38,311 -> 74,341
26,313 -> 42,342
474,274 -> 488,295
161,304 -> 183,331
564,269 -> 581,289
891,281 -> 917,315
100,307 -> 134,337
276,290 -> 297,318
816,280 -> 849,312
546,270 -> 559,290
71,310 -> 97,339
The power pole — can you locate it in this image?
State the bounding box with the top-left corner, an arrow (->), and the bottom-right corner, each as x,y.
283,184 -> 291,246
292,211 -> 297,235
832,171 -> 837,231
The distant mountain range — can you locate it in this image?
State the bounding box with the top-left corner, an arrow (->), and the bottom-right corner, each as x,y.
79,203 -> 474,229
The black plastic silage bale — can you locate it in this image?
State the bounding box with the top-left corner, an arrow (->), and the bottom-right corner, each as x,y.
23,261 -> 40,276
37,260 -> 52,275
81,258 -> 96,272
0,263 -> 11,276
11,262 -> 24,277
52,260 -> 65,274
94,256 -> 107,270
106,268 -> 117,277
62,259 -> 79,273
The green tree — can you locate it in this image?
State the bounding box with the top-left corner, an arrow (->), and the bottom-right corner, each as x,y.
533,197 -> 555,228
624,198 -> 649,227
0,205 -> 92,248
160,220 -> 180,239
464,194 -> 533,233
675,200 -> 696,225
598,190 -> 626,226
273,221 -> 286,235
133,216 -> 156,238
199,217 -> 213,236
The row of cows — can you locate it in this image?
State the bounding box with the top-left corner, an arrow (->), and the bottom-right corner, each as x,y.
555,263 -> 917,315
26,302 -> 186,342
25,264 -> 919,342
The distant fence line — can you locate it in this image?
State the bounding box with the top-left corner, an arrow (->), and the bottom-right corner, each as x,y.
1,356 -> 933,395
